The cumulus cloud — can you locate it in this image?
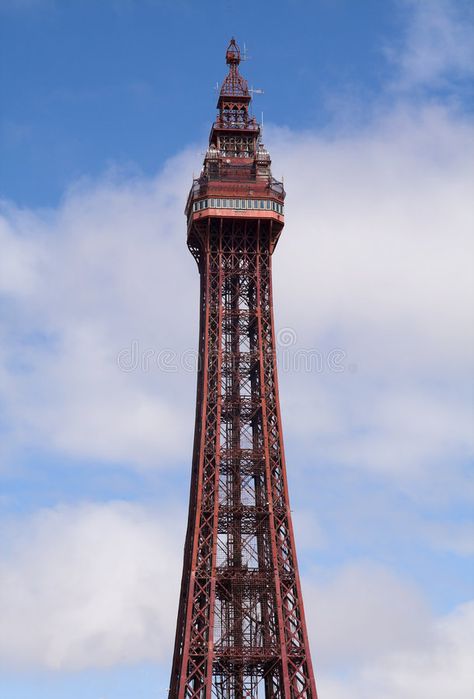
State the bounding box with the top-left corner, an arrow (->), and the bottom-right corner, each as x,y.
1,502 -> 471,699
1,2 -> 472,484
0,152 -> 202,468
269,103 -> 474,490
369,600 -> 474,699
0,1 -> 471,695
389,0 -> 474,90
304,562 -> 433,670
422,520 -> 474,556
0,502 -> 183,670
1,102 -> 472,488
315,599 -> 474,699
303,562 -> 474,698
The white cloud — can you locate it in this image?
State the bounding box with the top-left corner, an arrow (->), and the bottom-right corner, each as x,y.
422,520 -> 474,556
316,600 -> 474,699
272,105 -> 473,366
303,563 -> 474,699
368,600 -> 474,699
1,104 -> 472,488
0,502 -> 183,670
1,0 -> 472,489
0,216 -> 38,295
389,0 -> 474,90
2,506 -> 471,697
268,103 -> 474,489
1,3 -> 472,486
292,509 -> 327,552
0,0 -> 471,691
304,562 -> 432,670
0,152 -> 202,468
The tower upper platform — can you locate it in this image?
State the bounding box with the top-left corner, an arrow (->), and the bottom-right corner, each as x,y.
185,38 -> 285,228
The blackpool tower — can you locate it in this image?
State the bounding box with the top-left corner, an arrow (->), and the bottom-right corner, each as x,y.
169,39 -> 318,699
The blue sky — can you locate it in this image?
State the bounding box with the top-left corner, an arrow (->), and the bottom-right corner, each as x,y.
0,1 -> 473,698
1,0 -> 444,206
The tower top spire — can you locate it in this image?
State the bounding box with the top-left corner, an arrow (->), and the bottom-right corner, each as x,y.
220,37 -> 249,99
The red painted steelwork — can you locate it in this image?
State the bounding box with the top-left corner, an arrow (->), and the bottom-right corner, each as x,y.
169,38 -> 318,699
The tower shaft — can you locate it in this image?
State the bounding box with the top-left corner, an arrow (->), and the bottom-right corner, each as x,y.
170,40 -> 317,699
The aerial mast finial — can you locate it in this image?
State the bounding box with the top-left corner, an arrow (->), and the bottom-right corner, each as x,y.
226,37 -> 241,66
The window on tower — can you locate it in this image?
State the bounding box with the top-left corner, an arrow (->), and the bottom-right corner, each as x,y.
219,135 -> 255,158
191,198 -> 284,214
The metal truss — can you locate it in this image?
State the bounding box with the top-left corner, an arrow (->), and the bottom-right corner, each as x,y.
169,220 -> 318,699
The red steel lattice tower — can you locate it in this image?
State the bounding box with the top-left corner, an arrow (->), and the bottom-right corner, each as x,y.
169,39 -> 318,699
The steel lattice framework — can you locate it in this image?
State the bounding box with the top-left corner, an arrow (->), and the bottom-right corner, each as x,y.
169,39 -> 318,699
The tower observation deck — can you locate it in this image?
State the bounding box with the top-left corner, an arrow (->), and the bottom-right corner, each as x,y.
169,38 -> 318,699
